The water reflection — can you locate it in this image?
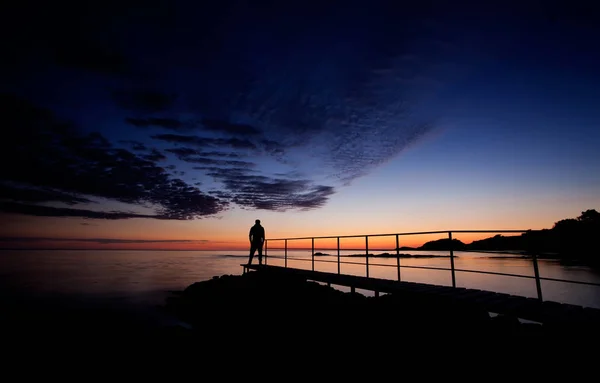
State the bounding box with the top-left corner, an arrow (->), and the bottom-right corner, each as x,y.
1,249 -> 598,309
267,250 -> 600,309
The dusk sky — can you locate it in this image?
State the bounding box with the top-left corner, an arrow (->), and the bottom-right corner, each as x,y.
1,0 -> 599,250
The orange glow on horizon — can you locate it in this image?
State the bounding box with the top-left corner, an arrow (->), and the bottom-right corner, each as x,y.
0,231 -> 526,251
0,210 -> 559,251
264,231 -> 524,250
0,239 -> 253,251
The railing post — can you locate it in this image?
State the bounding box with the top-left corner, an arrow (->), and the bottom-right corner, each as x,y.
448,232 -> 456,288
337,237 -> 340,274
311,237 -> 315,271
365,236 -> 369,278
285,239 -> 287,268
532,252 -> 543,301
396,234 -> 401,281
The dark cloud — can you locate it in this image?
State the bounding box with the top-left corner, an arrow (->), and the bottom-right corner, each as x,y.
142,148 -> 167,162
152,134 -> 212,147
187,158 -> 255,167
231,179 -> 335,211
152,134 -> 257,150
0,94 -> 227,220
0,201 -> 158,220
165,148 -> 254,167
164,147 -> 199,157
203,167 -> 335,211
119,140 -> 149,152
201,119 -> 261,136
165,147 -> 243,158
153,178 -> 227,220
207,190 -> 233,199
172,2 -> 442,184
273,170 -> 306,179
213,138 -> 257,150
203,151 -> 243,158
2,1 -> 445,217
193,167 -> 258,176
260,139 -> 287,157
325,122 -> 433,184
112,89 -> 177,113
0,182 -> 91,205
125,117 -> 194,131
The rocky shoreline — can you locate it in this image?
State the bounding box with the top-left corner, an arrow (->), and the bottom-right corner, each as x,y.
161,269 -> 597,349
3,269 -> 597,364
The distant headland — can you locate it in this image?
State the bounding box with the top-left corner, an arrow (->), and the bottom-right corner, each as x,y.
414,209 -> 599,266
343,252 -> 453,258
317,209 -> 600,265
313,251 -> 450,258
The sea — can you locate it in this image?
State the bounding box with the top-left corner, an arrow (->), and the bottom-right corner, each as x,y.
1,249 -> 599,325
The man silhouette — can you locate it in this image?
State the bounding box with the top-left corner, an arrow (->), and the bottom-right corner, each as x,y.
248,219 -> 265,265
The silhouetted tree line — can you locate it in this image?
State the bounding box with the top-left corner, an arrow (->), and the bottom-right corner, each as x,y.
418,210 -> 600,264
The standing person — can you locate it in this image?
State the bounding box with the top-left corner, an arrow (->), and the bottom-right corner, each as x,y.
248,219 -> 265,265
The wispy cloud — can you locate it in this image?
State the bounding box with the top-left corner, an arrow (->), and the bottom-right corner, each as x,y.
119,140 -> 149,152
0,94 -> 227,220
142,148 -> 167,162
201,119 -> 261,136
2,2 -> 446,218
125,117 -> 188,130
152,134 -> 257,150
202,167 -> 335,211
0,201 -> 159,220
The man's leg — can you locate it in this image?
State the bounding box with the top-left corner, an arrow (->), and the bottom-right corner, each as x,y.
257,245 -> 263,265
248,245 -> 256,265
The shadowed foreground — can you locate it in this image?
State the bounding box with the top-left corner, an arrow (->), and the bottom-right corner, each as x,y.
163,269 -> 600,350
3,269 -> 598,369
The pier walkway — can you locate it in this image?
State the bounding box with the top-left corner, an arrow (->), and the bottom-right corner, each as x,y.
241,229 -> 600,327
242,264 -> 600,326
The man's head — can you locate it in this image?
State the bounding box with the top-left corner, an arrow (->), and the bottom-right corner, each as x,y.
255,219 -> 261,225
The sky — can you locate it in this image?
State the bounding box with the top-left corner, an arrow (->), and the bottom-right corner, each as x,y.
1,0 -> 599,250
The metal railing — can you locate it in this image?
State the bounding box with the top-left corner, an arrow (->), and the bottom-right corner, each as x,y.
261,230 -> 600,302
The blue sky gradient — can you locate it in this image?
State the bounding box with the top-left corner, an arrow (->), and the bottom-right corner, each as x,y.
1,0 -> 599,248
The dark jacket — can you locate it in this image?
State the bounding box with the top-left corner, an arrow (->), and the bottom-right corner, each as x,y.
249,224 -> 265,244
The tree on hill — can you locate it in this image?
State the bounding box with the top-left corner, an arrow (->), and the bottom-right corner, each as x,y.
468,234 -> 523,251
463,209 -> 599,264
549,209 -> 600,258
420,238 -> 466,251
578,209 -> 600,224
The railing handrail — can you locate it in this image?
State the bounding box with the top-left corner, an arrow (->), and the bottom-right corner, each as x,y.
263,254 -> 600,288
266,229 -> 529,241
260,229 -> 600,304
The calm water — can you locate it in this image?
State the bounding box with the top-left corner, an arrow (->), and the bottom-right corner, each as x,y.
1,249 -> 599,310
